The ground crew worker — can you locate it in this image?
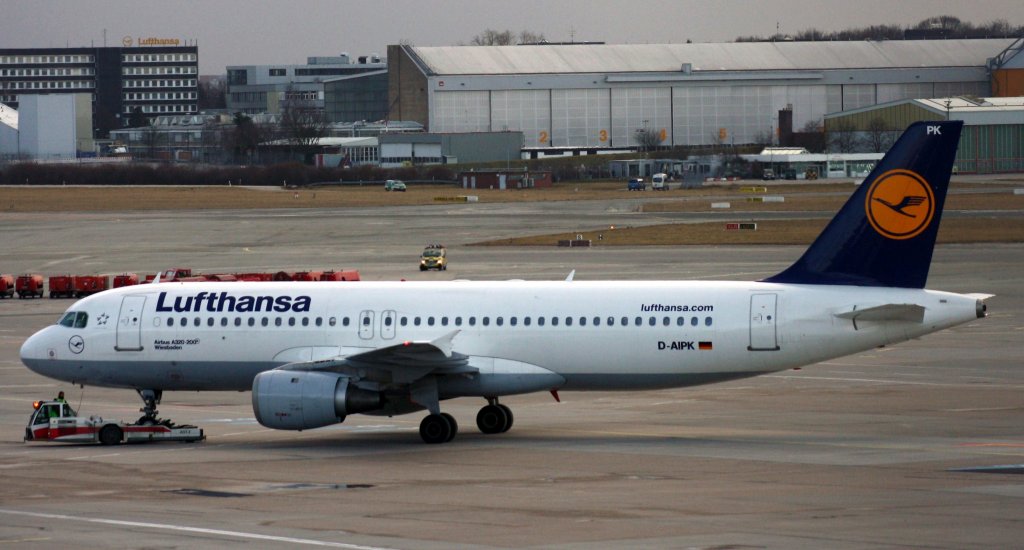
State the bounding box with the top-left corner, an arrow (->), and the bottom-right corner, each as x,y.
55,391 -> 67,404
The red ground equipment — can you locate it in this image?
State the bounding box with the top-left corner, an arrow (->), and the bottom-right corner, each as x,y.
112,273 -> 139,288
1,274 -> 16,298
74,275 -> 109,297
48,275 -> 76,298
16,274 -> 44,298
320,270 -> 361,281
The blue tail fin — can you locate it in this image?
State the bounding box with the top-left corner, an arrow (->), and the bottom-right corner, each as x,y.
763,120 -> 963,288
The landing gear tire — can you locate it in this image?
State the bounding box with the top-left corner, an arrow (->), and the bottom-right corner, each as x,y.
99,424 -> 123,446
420,413 -> 457,444
476,405 -> 509,434
440,412 -> 458,442
497,404 -> 513,432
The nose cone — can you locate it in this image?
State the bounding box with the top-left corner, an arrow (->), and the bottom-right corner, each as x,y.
20,327 -> 54,375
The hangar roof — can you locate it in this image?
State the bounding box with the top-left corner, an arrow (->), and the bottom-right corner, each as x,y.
409,39 -> 1014,76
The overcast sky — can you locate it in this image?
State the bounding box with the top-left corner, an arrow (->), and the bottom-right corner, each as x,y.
3,0 -> 1023,74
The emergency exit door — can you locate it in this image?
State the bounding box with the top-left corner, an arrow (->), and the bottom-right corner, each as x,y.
748,293 -> 779,351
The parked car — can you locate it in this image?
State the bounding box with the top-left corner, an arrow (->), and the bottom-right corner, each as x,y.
651,173 -> 670,190
627,178 -> 646,191
384,179 -> 407,192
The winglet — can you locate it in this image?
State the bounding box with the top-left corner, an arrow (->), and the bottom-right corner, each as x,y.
565,270 -> 576,282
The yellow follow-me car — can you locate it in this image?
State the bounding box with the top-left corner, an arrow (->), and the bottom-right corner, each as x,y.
420,245 -> 447,271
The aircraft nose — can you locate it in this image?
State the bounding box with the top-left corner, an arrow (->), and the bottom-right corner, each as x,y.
20,327 -> 54,374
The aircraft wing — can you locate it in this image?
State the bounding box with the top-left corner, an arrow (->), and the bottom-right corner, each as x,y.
275,330 -> 475,384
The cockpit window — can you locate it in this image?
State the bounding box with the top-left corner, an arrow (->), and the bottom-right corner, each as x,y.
58,312 -> 88,328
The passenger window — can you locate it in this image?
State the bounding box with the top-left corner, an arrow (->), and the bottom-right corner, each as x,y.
578,317 -> 586,326
705,316 -> 713,326
428,317 -> 435,326
510,317 -> 517,327
648,317 -> 656,326
362,315 -> 370,326
74,312 -> 88,328
329,317 -> 336,327
401,317 -> 408,326
316,317 -> 323,327
384,316 -> 393,327
455,317 -> 462,326
621,316 -> 628,326
288,317 -> 296,327
221,318 -> 228,327
414,317 -> 421,326
207,318 -> 214,327
634,316 -> 642,326
677,317 -> 684,326
194,317 -> 201,327
496,317 -> 503,326
524,317 -> 531,326
663,317 -> 670,326
248,318 -> 255,327
343,317 -> 350,327
537,316 -> 544,326
261,318 -> 269,327
442,316 -> 449,326
691,317 -> 698,326
483,317 -> 490,326
301,317 -> 308,327
59,312 -> 76,327
235,317 -> 242,327
551,316 -> 558,326
275,318 -> 282,327
565,317 -> 573,327
167,317 -> 175,327
469,316 -> 476,326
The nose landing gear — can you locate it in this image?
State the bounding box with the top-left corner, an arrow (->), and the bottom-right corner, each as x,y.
136,389 -> 162,425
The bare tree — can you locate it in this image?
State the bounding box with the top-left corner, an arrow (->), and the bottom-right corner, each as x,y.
634,128 -> 664,154
827,119 -> 859,153
470,29 -> 515,45
230,112 -> 265,164
863,117 -> 897,153
198,77 -> 226,110
279,86 -> 326,162
518,30 -> 546,44
469,29 -> 546,45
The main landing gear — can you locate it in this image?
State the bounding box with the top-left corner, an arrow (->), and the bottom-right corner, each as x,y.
417,399 -> 514,444
136,389 -> 162,425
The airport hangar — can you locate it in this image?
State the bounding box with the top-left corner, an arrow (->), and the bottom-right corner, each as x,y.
387,39 -> 1021,152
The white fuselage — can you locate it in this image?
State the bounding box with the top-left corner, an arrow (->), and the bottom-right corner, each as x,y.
20,280 -> 981,396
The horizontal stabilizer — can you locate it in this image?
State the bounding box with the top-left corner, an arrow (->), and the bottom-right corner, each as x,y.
835,303 -> 925,323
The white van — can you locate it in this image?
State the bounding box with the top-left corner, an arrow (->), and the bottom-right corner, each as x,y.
651,173 -> 670,191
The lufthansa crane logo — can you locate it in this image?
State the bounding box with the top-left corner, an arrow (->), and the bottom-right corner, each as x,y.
865,169 -> 935,240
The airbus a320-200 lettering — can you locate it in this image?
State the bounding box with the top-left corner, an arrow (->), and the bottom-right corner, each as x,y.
20,121 -> 991,444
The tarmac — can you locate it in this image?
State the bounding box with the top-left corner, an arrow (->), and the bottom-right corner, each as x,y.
0,197 -> 1021,549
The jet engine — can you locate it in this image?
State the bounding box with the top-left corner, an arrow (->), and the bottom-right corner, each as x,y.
252,370 -> 382,430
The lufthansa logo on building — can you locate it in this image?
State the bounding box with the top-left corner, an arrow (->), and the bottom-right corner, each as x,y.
122,36 -> 133,47
865,169 -> 935,240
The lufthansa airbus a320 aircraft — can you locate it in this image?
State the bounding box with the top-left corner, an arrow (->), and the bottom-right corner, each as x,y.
21,121 -> 990,444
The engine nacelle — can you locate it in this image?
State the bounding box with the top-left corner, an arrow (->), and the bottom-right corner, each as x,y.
252,370 -> 382,430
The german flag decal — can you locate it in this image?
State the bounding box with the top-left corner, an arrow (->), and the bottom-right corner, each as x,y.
698,341 -> 713,350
